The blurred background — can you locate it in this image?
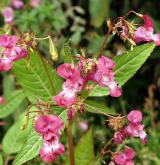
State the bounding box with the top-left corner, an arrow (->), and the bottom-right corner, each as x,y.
0,0 -> 160,164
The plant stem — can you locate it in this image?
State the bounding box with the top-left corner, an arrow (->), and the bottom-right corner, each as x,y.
98,28 -> 112,57
67,120 -> 75,165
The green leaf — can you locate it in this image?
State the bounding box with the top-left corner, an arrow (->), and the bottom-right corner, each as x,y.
89,0 -> 110,27
13,49 -> 62,103
75,129 -> 95,165
84,99 -> 116,115
0,154 -> 3,165
14,110 -> 67,165
90,43 -> 155,96
14,129 -> 43,165
2,113 -> 32,154
3,75 -> 16,99
0,90 -> 25,118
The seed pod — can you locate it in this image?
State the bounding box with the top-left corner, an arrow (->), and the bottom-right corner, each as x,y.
49,37 -> 58,61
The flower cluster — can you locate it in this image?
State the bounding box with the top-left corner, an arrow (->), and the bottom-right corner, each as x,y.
113,110 -> 147,144
134,15 -> 160,45
0,34 -> 27,71
53,55 -> 121,119
34,115 -> 65,163
110,147 -> 136,165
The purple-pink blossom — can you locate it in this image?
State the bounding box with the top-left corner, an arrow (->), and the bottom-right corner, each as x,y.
0,34 -> 27,71
35,115 -> 65,163
39,141 -> 65,163
114,147 -> 135,165
87,56 -> 122,97
134,15 -> 160,45
53,55 -> 121,119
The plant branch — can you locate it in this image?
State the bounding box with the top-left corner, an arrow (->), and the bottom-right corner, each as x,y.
98,27 -> 112,57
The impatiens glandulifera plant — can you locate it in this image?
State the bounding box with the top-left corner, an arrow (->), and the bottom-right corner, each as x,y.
0,11 -> 158,165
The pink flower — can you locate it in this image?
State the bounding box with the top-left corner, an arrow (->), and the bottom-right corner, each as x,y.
114,147 -> 135,165
0,58 -> 13,71
11,0 -> 24,9
124,148 -> 136,160
134,15 -> 160,45
125,161 -> 135,165
114,152 -> 127,165
57,63 -> 79,80
3,46 -> 27,61
30,0 -> 42,8
139,130 -> 148,144
2,7 -> 14,24
87,56 -> 122,97
39,141 -> 65,163
35,114 -> 65,163
34,115 -> 64,135
124,124 -> 147,144
98,55 -> 115,70
127,110 -> 142,124
0,35 -> 18,48
53,90 -> 77,107
0,34 -> 27,71
53,78 -> 84,107
108,80 -> 122,97
0,96 -> 6,105
114,131 -> 124,144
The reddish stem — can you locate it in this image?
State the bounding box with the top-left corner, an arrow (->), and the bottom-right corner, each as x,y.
98,28 -> 112,57
67,120 -> 75,165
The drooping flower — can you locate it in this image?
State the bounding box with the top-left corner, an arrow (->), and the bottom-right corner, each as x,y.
134,15 -> 160,45
124,110 -> 147,144
35,114 -> 65,163
2,7 -> 14,24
